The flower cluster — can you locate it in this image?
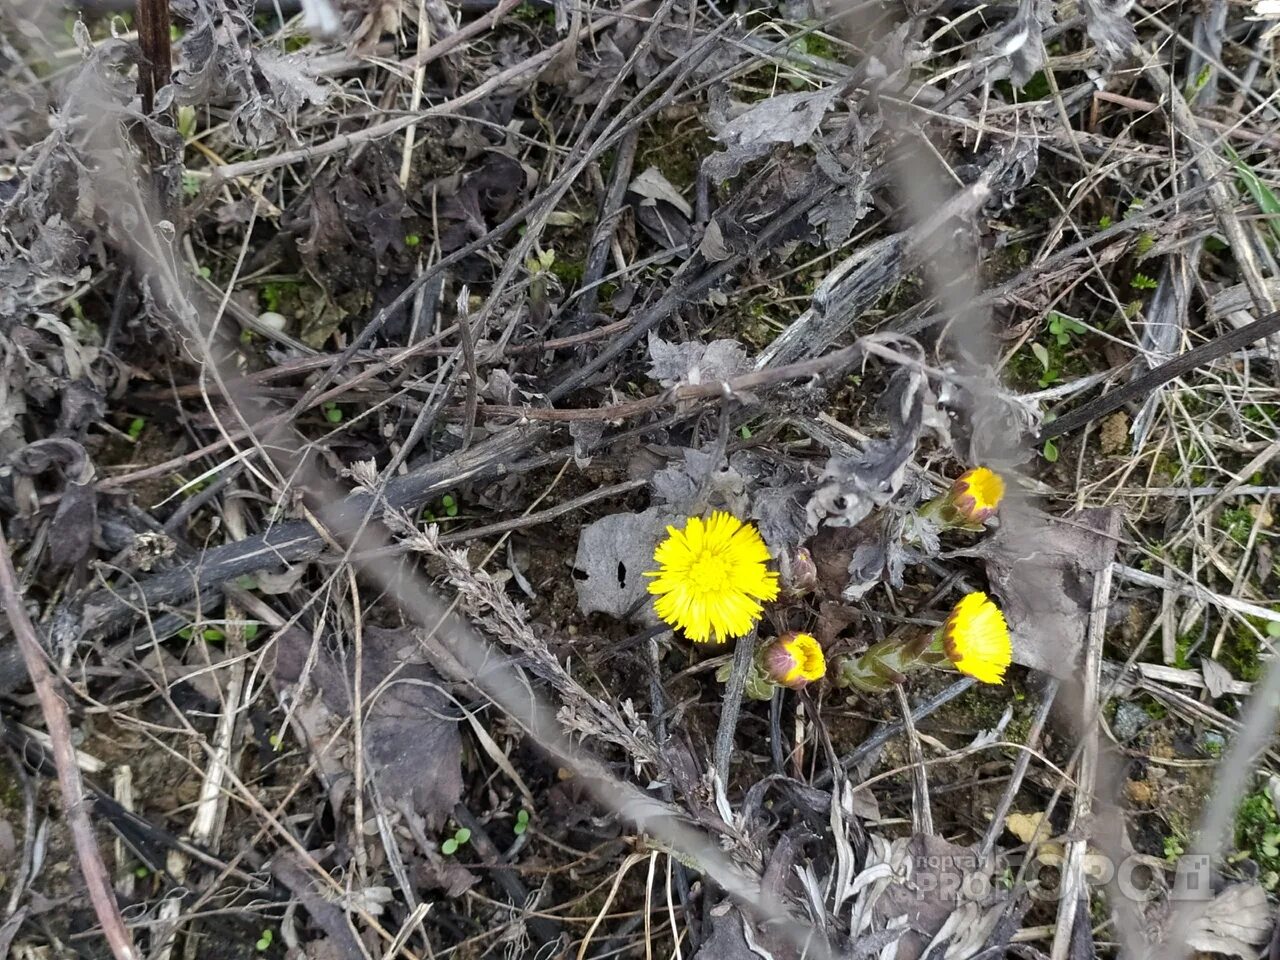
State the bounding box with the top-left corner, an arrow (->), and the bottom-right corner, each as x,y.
645,471 -> 1012,696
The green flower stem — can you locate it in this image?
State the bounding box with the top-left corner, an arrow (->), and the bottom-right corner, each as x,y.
836,632 -> 947,692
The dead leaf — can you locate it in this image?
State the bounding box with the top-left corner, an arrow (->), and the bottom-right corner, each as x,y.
573,508 -> 680,622
1005,811 -> 1054,847
629,167 -> 692,219
704,86 -> 839,182
274,624 -> 463,828
870,834 -> 1005,960
1202,658 -> 1236,700
976,506 -> 1121,680
647,333 -> 752,388
1184,883 -> 1272,959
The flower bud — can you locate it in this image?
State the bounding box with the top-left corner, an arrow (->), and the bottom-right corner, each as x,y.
946,467 -> 1005,525
760,632 -> 826,689
779,546 -> 818,598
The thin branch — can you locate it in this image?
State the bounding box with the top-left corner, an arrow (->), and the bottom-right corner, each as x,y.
0,530 -> 137,960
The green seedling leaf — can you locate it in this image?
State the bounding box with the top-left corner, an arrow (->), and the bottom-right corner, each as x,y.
441,837 -> 459,855
178,627 -> 194,640
235,574 -> 257,590
514,809 -> 530,835
454,827 -> 471,845
1225,145 -> 1280,244
1030,342 -> 1051,371
1098,215 -> 1113,229
1046,313 -> 1087,345
323,403 -> 343,423
134,866 -> 150,878
1043,439 -> 1059,463
203,628 -> 225,642
404,233 -> 421,247
127,417 -> 146,440
243,623 -> 260,640
1130,272 -> 1158,291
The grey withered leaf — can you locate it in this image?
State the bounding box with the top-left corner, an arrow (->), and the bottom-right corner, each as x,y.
274,625 -> 463,828
573,507 -> 682,623
647,332 -> 751,388
703,85 -> 840,182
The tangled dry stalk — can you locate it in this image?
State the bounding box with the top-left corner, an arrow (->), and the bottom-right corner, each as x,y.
2,0 -> 1280,958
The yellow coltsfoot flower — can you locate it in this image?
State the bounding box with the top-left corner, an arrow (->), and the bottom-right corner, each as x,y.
761,632 -> 826,689
646,511 -> 780,643
940,591 -> 1012,684
947,466 -> 1005,525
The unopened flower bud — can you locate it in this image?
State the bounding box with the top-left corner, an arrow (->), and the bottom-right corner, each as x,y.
780,546 -> 818,597
760,632 -> 826,689
946,467 -> 1005,525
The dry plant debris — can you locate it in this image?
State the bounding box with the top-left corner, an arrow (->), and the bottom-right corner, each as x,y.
2,0 -> 1280,957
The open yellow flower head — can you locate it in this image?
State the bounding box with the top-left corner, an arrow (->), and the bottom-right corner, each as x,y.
948,467 -> 1005,524
941,592 -> 1012,684
762,632 -> 826,689
646,512 -> 779,643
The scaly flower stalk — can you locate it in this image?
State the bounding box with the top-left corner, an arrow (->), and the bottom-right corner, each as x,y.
834,592 -> 1013,691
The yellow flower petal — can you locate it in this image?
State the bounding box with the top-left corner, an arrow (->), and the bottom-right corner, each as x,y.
645,511 -> 779,643
941,592 -> 1012,684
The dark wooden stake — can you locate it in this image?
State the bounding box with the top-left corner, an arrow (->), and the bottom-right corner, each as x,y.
135,0 -> 172,116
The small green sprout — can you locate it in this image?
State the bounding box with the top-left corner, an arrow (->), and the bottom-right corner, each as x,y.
177,106 -> 197,140
441,826 -> 472,855
322,402 -> 343,424
177,626 -> 224,642
1029,343 -> 1059,388
1130,272 -> 1158,291
739,424 -> 752,440
441,493 -> 459,518
198,265 -> 212,280
1098,215 -> 1113,229
1042,438 -> 1059,463
127,417 -> 146,441
234,574 -> 257,590
134,865 -> 150,878
1046,312 -> 1087,346
243,623 -> 260,641
513,809 -> 530,836
404,233 -> 421,247
255,929 -> 273,952
268,733 -> 283,752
